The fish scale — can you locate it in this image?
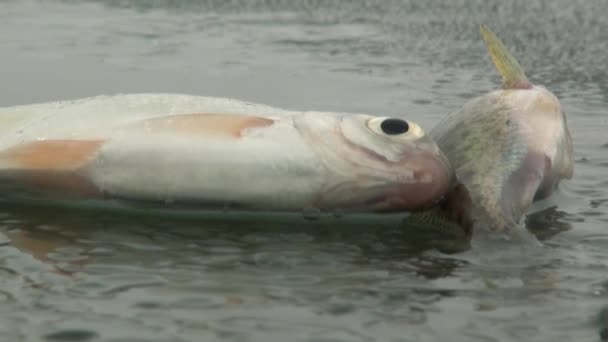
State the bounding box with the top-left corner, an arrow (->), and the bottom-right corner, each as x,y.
436,96 -> 530,230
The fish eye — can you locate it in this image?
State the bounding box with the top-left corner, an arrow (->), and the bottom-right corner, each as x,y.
366,117 -> 425,139
380,118 -> 409,135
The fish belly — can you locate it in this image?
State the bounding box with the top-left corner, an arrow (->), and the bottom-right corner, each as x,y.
87,123 -> 326,209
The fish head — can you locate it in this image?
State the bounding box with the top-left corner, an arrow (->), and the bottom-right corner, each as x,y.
297,112 -> 452,212
502,85 -> 573,198
478,24 -> 573,192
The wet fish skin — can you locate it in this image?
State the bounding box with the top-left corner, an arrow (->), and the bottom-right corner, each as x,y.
427,25 -> 573,234
402,182 -> 474,253
0,94 -> 452,214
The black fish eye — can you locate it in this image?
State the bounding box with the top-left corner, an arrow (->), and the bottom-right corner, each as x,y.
380,118 -> 409,135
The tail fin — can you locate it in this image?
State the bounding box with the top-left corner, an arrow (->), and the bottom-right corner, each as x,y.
480,24 -> 532,89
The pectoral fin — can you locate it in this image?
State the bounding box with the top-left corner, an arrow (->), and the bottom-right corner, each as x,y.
0,140 -> 104,170
0,140 -> 105,196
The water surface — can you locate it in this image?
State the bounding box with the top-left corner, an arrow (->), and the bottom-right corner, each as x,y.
0,1 -> 607,341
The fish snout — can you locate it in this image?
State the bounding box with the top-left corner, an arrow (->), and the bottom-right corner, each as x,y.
394,138 -> 453,210
413,135 -> 444,157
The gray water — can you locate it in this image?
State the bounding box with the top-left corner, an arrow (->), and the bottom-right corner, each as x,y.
0,0 -> 606,341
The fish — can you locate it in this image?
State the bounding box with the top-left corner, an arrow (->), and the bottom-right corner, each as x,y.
0,94 -> 452,214
427,25 -> 573,236
400,182 -> 474,252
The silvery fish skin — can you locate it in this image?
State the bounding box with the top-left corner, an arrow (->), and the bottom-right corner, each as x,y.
0,94 -> 451,213
428,26 -> 573,233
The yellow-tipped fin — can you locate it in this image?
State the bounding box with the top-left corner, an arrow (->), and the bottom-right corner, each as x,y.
480,24 -> 531,89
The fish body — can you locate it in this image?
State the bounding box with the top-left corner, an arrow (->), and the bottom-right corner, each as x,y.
429,26 -> 573,233
0,94 -> 451,213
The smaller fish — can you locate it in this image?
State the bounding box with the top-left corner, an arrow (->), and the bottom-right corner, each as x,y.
428,25 -> 573,235
0,95 -> 451,214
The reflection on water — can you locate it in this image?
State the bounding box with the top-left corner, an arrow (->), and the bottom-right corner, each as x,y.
0,0 -> 607,341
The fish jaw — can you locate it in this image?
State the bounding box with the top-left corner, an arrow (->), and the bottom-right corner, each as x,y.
382,139 -> 453,211
316,137 -> 453,213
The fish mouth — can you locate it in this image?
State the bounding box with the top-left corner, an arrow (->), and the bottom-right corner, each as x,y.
387,140 -> 453,211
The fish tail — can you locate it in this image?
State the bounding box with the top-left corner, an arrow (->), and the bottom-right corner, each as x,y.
479,24 -> 532,89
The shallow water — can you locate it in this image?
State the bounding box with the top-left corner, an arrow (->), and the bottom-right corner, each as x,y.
0,0 -> 607,341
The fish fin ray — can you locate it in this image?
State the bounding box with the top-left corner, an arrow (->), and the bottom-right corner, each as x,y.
480,24 -> 531,89
0,140 -> 104,197
0,140 -> 104,171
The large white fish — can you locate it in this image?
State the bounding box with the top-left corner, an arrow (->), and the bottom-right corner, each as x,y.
0,94 -> 451,214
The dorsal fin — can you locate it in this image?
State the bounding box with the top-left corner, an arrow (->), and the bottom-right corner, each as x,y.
480,24 -> 532,90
